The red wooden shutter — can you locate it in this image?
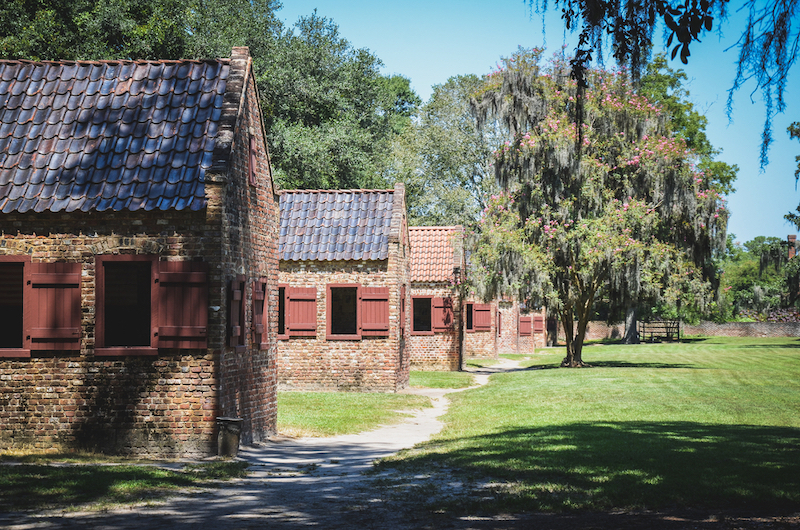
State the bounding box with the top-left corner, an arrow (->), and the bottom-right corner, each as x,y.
26,262 -> 82,351
286,287 -> 317,336
473,303 -> 492,331
432,297 -> 454,332
228,275 -> 245,348
361,286 -> 390,336
533,316 -> 545,333
400,285 -> 406,334
157,261 -> 208,349
252,278 -> 268,349
519,316 -> 532,336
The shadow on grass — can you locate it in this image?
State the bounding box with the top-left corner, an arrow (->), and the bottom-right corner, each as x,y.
0,462 -> 247,512
379,421 -> 800,514
588,360 -> 700,369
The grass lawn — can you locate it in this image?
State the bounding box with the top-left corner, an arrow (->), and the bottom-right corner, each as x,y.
464,358 -> 499,368
0,458 -> 248,513
378,337 -> 800,514
277,391 -> 431,437
410,370 -> 475,389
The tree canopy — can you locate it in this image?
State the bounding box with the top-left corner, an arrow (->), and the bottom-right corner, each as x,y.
469,49 -> 727,366
529,0 -> 800,166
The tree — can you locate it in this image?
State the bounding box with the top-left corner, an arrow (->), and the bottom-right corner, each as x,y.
259,12 -> 418,189
528,0 -> 800,166
388,75 -> 500,225
469,49 -> 727,366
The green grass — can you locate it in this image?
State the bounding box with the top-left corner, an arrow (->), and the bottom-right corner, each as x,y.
464,358 -> 499,368
277,391 -> 431,437
410,371 -> 475,389
0,460 -> 248,513
378,337 -> 800,514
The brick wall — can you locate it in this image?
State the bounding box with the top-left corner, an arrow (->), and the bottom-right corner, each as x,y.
408,283 -> 461,371
277,258 -> 408,392
214,52 -> 278,445
464,301 -> 497,359
681,321 -> 800,337
497,301 -> 519,355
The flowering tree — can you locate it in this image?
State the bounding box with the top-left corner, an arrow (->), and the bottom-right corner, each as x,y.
469,49 -> 728,366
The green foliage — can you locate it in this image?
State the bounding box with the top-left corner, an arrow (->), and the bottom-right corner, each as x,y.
388,75 -> 499,225
380,338 -> 800,513
261,12 -> 418,190
470,48 -> 728,365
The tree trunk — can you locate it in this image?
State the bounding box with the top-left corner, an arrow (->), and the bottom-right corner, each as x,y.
623,306 -> 639,344
560,311 -> 589,367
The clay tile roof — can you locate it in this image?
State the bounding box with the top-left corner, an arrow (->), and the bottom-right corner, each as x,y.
0,52 -> 236,213
279,185 -> 405,261
409,226 -> 464,283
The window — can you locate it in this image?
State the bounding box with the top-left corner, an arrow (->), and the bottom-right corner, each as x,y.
327,285 -> 359,339
96,256 -> 208,356
412,297 -> 433,335
534,316 -> 545,333
0,261 -> 24,350
325,284 -> 390,341
0,256 -> 82,357
497,310 -> 502,337
466,303 -> 491,333
248,134 -> 258,186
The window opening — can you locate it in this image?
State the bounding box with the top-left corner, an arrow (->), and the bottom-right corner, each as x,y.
278,286 -> 286,336
413,298 -> 432,333
330,287 -> 357,335
466,303 -> 473,331
0,263 -> 24,348
103,262 -> 151,347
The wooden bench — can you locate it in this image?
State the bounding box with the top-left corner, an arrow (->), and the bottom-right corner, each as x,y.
637,320 -> 680,342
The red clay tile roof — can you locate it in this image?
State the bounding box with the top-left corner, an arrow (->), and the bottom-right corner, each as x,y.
409,226 -> 463,282
279,186 -> 405,261
0,54 -> 234,213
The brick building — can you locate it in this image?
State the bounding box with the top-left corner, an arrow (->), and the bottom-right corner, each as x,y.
407,226 -> 464,371
0,48 -> 279,457
277,185 -> 410,392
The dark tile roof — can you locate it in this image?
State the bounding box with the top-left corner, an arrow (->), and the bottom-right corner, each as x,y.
279,186 -> 405,261
409,226 -> 463,282
0,53 -> 237,213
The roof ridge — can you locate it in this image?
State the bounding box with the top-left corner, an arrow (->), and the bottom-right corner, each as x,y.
280,188 -> 395,194
0,58 -> 229,66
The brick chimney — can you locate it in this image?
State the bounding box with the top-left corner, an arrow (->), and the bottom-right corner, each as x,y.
789,235 -> 797,259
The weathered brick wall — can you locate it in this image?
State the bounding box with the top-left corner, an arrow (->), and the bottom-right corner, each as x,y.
277,258 -> 408,392
408,283 -> 461,371
214,54 -> 278,445
464,301 -> 497,359
681,321 -> 800,337
497,301 -> 520,355
0,210 -> 220,457
555,321 -> 625,343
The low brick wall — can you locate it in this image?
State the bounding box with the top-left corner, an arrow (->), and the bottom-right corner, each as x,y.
555,320 -> 800,342
681,321 -> 800,337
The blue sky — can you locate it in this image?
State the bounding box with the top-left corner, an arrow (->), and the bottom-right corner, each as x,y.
277,0 -> 799,244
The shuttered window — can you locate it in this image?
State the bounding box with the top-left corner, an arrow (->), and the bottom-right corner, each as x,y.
534,316 -> 545,333
519,316 -> 533,336
497,310 -> 502,336
400,285 -> 406,335
285,286 -> 317,337
327,284 -> 360,340
96,256 -> 208,356
432,297 -> 454,332
229,275 -> 246,351
252,278 -> 268,350
362,286 -> 390,336
473,303 -> 492,332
